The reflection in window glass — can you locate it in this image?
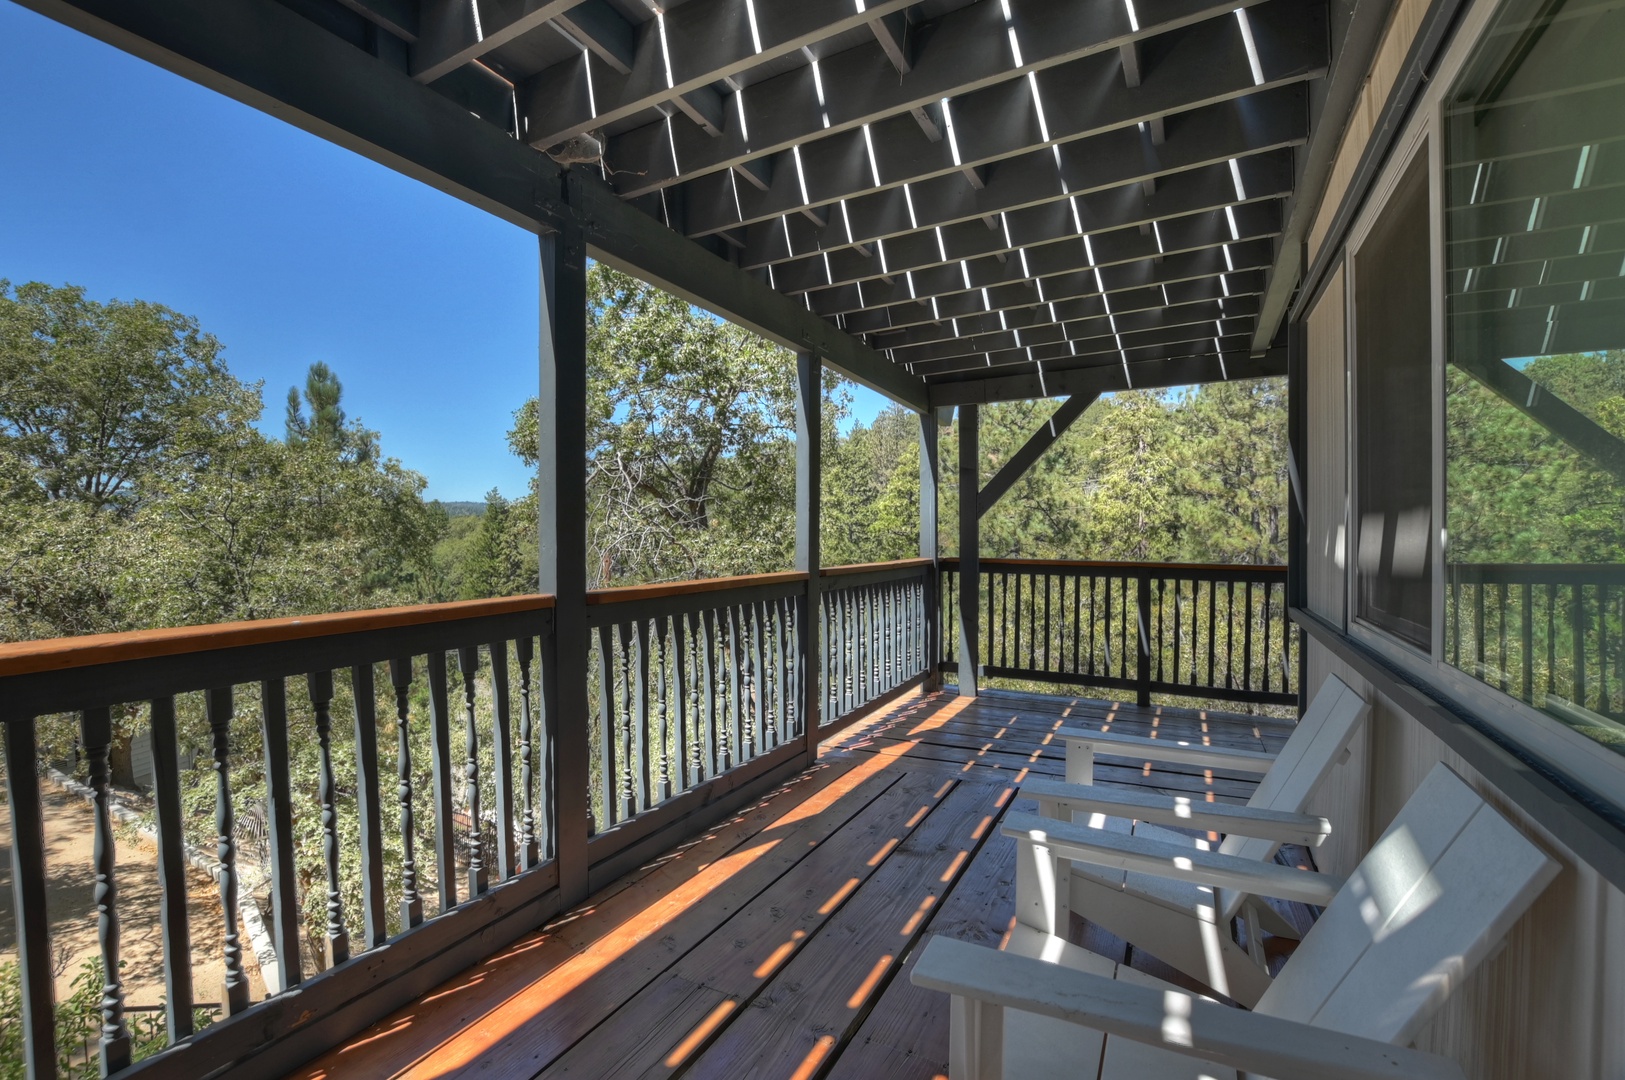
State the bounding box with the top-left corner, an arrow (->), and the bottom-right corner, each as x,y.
1444,0 -> 1625,756
1355,152 -> 1434,650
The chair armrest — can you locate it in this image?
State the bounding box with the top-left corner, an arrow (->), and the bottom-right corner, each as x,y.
1003,810 -> 1342,906
1058,725 -> 1277,774
1021,777 -> 1333,847
911,937 -> 1465,1080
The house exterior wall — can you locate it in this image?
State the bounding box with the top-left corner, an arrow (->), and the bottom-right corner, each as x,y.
1298,2 -> 1625,1073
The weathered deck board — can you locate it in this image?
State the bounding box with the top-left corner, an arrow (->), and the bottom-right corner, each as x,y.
288,688 -> 1293,1080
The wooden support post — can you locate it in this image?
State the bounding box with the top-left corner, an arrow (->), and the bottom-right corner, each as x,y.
539,220 -> 591,907
1136,571 -> 1153,708
920,408 -> 941,689
958,404 -> 980,697
797,349 -> 823,757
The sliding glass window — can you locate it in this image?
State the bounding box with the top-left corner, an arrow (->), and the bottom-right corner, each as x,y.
1354,150 -> 1435,651
1443,0 -> 1625,757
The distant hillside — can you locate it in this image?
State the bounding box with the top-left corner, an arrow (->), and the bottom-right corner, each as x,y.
434,501 -> 486,518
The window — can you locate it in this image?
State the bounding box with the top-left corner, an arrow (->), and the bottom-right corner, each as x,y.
1443,0 -> 1625,757
1353,151 -> 1435,651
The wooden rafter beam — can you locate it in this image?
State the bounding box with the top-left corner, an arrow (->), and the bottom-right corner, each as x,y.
912,317 -> 1256,377
828,232 -> 1278,331
611,0 -> 1296,200
517,0 -> 917,152
735,85 -> 1308,269
773,154 -> 1291,300
929,346 -> 1288,406
412,0 -> 586,83
870,275 -> 1264,352
884,295 -> 1259,365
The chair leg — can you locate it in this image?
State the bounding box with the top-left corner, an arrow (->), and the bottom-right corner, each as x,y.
950,995 -> 1004,1080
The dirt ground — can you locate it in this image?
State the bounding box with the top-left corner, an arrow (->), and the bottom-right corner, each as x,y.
0,778 -> 267,1010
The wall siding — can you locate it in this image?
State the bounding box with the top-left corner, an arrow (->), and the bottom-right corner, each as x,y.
1302,637 -> 1625,1078
1308,0 -> 1432,262
1306,266 -> 1348,624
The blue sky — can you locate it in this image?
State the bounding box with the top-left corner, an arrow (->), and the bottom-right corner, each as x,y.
0,3 -> 889,501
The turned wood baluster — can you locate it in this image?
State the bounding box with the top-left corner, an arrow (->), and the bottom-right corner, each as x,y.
457,647 -> 488,896
307,672 -> 350,967
593,625 -> 615,832
351,664 -> 387,948
81,706 -> 131,1075
516,636 -> 541,869
389,658 -> 424,928
488,644 -> 516,882
151,695 -> 198,1033
207,687 -> 252,1014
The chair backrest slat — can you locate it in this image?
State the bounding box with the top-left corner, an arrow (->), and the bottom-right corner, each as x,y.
1217,675 -> 1368,919
1255,763 -> 1558,1045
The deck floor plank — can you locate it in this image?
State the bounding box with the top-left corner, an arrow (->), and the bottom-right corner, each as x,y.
675,777 -> 1003,1080
497,771 -> 956,1078
287,689 -> 1293,1080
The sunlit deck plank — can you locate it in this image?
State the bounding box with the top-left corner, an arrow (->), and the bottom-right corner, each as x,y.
289,688 -> 1279,1079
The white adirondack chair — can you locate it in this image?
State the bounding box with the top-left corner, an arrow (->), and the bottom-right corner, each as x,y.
1025,674 -> 1370,1004
912,762 -> 1560,1080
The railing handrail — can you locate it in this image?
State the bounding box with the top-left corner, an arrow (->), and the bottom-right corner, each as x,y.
586,570 -> 806,605
940,556 -> 1287,575
0,594 -> 558,678
820,558 -> 933,578
0,560 -> 938,679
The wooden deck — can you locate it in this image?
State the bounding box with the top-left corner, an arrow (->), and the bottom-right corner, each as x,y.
288,688 -> 1298,1080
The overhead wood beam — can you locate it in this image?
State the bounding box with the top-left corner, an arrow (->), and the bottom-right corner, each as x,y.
774,156 -> 1290,299
334,0 -> 418,41
518,0 -> 916,152
871,277 -> 1266,353
977,392 -> 1097,517
552,0 -> 635,72
735,85 -> 1308,269
887,295 -> 1258,366
611,0 -> 1305,200
1118,41 -> 1142,87
912,319 -> 1256,378
929,347 -> 1288,406
831,234 -> 1277,331
18,0 -> 930,411
412,0 -> 585,84
870,10 -> 913,75
629,1 -> 1325,237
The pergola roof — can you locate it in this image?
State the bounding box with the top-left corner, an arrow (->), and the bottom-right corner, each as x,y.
22,0 -> 1387,410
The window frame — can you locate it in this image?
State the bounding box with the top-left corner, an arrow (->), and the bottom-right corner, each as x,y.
1338,0 -> 1625,816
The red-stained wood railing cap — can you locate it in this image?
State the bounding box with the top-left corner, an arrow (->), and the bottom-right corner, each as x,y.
0,594 -> 556,678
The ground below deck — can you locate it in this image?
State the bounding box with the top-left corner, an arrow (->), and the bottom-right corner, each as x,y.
289,688 -> 1298,1080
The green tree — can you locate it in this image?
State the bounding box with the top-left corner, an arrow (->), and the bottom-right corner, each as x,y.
507,264 -> 802,587
0,280 -> 258,512
285,361 -> 376,465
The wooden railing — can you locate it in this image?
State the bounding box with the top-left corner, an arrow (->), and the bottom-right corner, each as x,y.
939,558 -> 1296,708
820,560 -> 935,723
1447,563 -> 1625,722
0,562 -> 935,1079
